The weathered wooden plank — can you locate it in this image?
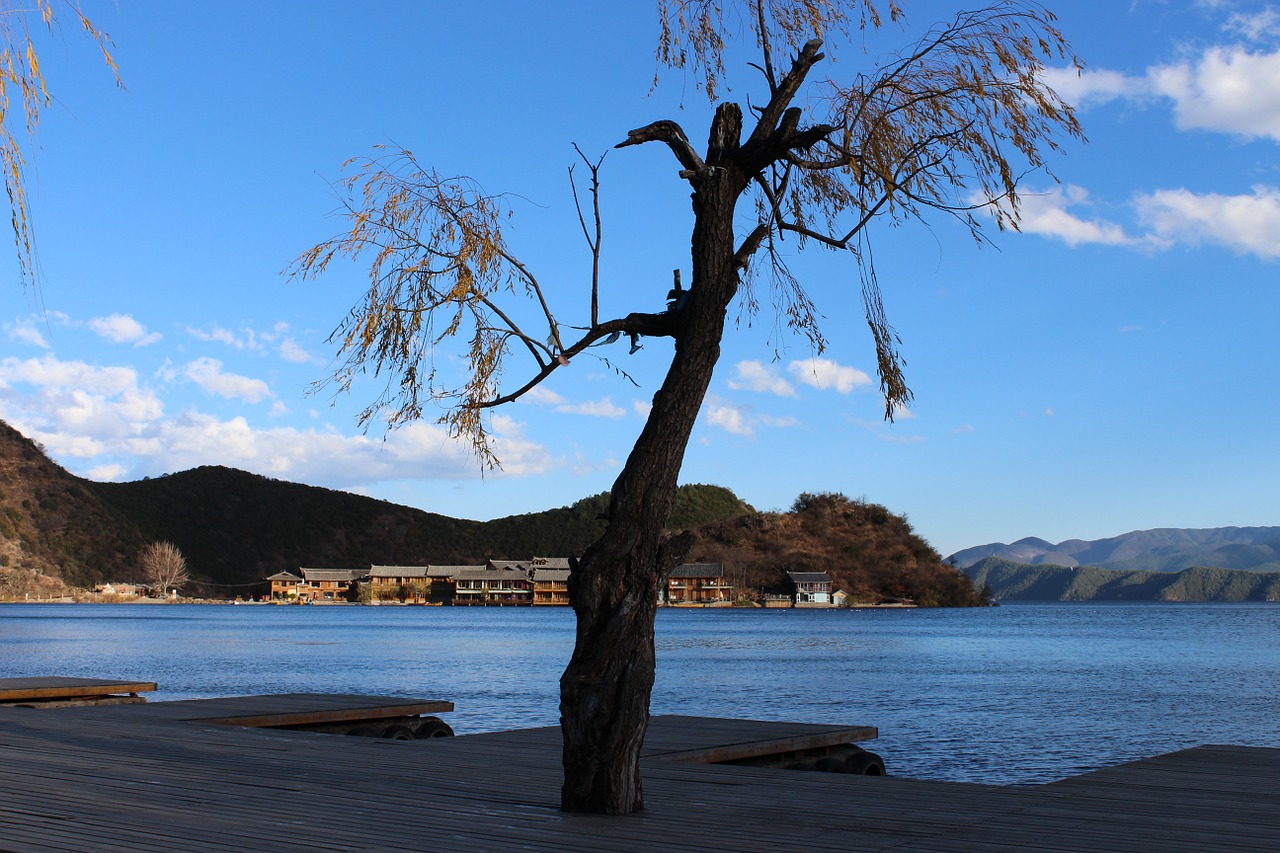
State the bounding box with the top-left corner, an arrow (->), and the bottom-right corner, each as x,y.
0,700 -> 1277,852
643,714 -> 877,762
0,676 -> 156,701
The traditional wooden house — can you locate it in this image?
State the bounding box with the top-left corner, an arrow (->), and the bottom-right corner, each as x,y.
487,558 -> 572,606
366,565 -> 432,601
266,571 -> 304,600
787,571 -> 833,605
297,568 -> 366,602
664,563 -> 731,604
452,567 -> 533,605
531,568 -> 570,605
422,566 -> 471,602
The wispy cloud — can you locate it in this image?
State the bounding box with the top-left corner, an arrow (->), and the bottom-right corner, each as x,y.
6,318 -> 48,348
524,386 -> 566,406
1009,185 -> 1146,248
1225,7 -> 1280,42
88,314 -> 162,347
1136,185 -> 1280,259
555,397 -> 626,419
182,357 -> 271,404
277,337 -> 312,364
187,324 -> 263,352
728,360 -> 796,396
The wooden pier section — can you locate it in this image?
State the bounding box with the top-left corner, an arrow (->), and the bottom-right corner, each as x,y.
0,688 -> 1275,851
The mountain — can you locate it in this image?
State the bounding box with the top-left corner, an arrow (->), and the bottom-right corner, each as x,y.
2,420 -> 980,605
949,527 -> 1280,573
686,492 -> 985,607
965,556 -> 1280,602
0,421 -> 145,591
0,419 -> 751,593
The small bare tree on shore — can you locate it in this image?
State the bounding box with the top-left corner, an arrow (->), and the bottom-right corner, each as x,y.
140,541 -> 190,597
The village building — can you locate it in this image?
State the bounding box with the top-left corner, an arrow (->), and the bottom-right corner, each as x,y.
787,571 -> 834,606
452,566 -> 533,605
266,571 -> 304,600
365,565 -> 444,602
531,568 -> 570,605
297,568 -> 366,602
664,563 -> 732,605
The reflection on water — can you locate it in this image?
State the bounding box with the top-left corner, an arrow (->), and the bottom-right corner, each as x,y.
2,602 -> 1277,784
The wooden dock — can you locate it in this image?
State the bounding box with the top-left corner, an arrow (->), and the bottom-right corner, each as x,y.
0,690 -> 1275,851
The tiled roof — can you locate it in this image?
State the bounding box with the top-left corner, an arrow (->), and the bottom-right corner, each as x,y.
299,568 -> 367,582
786,571 -> 832,584
453,567 -> 530,581
426,566 -> 481,577
670,563 -> 724,579
369,565 -> 429,578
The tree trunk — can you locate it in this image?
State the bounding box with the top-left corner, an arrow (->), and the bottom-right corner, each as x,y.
560,110 -> 746,814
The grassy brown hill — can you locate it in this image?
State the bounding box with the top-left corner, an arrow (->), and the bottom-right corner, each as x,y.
1,419 -> 981,606
0,420 -> 143,593
687,492 -> 985,607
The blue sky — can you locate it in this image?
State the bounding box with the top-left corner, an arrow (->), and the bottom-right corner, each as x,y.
2,1 -> 1277,559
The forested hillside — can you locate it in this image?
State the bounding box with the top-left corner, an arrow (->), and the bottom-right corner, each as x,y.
1,419 -> 982,606
966,557 -> 1280,602
689,493 -> 985,607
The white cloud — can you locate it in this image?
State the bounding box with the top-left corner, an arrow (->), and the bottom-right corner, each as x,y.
0,352 -> 553,487
1150,46 -> 1280,141
278,337 -> 312,364
890,402 -> 915,421
524,386 -> 567,406
1046,33 -> 1280,143
188,324 -> 262,352
88,314 -> 161,347
632,400 -> 652,418
85,463 -> 128,481
1225,8 -> 1280,42
787,357 -> 871,394
1136,185 -> 1280,259
1041,66 -> 1147,108
705,401 -> 754,437
555,397 -> 626,419
1012,185 -> 1141,248
7,319 -> 48,348
0,355 -> 165,457
759,414 -> 800,428
728,360 -> 796,396
183,357 -> 272,404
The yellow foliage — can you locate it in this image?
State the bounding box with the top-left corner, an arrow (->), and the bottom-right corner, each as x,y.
1,0 -> 121,291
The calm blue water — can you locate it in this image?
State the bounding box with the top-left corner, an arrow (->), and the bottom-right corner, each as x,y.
2,602 -> 1277,785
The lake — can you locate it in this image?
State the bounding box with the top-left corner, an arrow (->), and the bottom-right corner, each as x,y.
2,602 -> 1277,785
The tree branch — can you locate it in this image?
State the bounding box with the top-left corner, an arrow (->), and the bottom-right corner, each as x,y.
477,310 -> 678,408
616,120 -> 705,176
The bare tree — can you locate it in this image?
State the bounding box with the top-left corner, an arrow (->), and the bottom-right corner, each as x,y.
140,541 -> 190,597
0,0 -> 121,291
291,0 -> 1082,814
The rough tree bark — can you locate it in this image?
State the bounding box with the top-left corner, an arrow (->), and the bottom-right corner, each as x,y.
560,104 -> 750,815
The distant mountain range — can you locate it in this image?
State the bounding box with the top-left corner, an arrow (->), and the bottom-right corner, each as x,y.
965,557 -> 1280,603
948,527 -> 1280,573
